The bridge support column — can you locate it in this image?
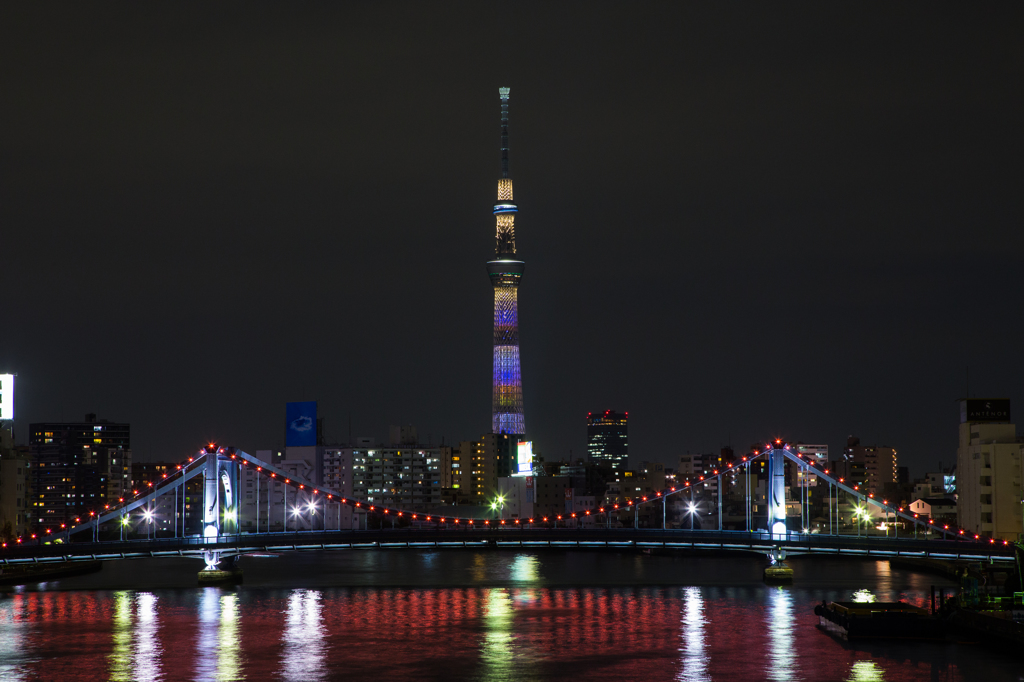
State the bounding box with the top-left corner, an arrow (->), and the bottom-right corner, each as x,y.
196,444 -> 243,584
764,546 -> 793,584
203,450 -> 220,540
768,446 -> 787,536
198,551 -> 243,585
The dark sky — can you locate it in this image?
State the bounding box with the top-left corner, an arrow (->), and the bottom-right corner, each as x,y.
2,3 -> 1022,476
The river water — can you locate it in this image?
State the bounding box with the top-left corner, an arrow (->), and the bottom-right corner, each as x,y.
0,550 -> 1019,681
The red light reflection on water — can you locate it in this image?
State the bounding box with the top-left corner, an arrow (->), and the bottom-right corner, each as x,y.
0,585 -> 999,681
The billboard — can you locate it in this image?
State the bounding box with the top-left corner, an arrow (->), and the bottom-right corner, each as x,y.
286,401 -> 317,447
0,374 -> 13,420
960,399 -> 1010,424
514,441 -> 533,476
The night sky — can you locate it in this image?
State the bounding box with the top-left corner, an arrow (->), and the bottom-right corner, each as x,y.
2,4 -> 1022,475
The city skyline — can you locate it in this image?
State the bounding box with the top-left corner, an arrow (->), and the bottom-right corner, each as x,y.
1,4 -> 1022,476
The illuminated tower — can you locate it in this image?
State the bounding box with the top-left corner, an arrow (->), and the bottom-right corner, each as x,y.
488,87 -> 525,436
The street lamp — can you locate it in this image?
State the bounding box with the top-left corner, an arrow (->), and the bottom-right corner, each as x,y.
307,502 -> 317,531
491,494 -> 506,521
854,505 -> 867,537
143,508 -> 154,540
687,502 -> 697,530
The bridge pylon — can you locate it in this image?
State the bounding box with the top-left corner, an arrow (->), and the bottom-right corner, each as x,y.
767,441 -> 788,536
765,441 -> 794,582
198,444 -> 242,584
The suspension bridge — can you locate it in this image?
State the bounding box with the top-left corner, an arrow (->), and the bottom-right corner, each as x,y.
2,442 -> 1015,579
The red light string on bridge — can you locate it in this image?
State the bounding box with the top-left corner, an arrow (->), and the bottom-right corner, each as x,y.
16,443 -> 988,547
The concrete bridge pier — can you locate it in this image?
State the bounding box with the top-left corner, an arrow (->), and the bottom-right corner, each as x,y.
764,546 -> 793,583
198,551 -> 243,585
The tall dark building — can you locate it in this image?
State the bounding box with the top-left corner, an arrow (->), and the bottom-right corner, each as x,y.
29,414 -> 131,529
587,410 -> 629,473
488,87 -> 526,437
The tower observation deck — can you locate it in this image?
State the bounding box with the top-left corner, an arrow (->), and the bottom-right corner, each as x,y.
487,87 -> 525,436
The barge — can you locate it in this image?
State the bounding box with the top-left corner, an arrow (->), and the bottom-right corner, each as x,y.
0,560 -> 103,586
815,600 -> 945,640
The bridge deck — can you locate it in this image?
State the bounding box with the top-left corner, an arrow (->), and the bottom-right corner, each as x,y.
2,528 -> 1014,566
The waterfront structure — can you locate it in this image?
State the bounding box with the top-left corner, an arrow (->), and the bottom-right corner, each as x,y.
956,399 -> 1022,540
488,87 -> 526,437
28,414 -> 131,529
587,410 -> 629,473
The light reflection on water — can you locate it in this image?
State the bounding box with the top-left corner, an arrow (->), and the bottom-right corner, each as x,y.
766,587 -> 798,681
848,660 -> 885,681
196,589 -> 220,680
677,586 -> 710,682
135,593 -> 162,682
0,552 -> 1019,681
510,554 -> 538,583
218,594 -> 240,681
283,590 -> 325,682
0,594 -> 25,681
108,591 -> 132,681
482,589 -> 516,681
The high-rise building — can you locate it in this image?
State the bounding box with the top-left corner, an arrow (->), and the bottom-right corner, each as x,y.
315,428 -> 444,524
956,399 -> 1022,540
441,433 -> 515,503
130,461 -> 177,534
841,436 -> 897,499
28,414 -> 131,529
587,410 -> 629,473
0,429 -> 30,538
488,87 -> 526,437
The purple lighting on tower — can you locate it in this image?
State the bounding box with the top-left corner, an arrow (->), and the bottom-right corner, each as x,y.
487,87 -> 525,436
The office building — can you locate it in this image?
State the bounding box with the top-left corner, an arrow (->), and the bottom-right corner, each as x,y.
28,414 -> 131,529
442,433 -> 515,503
0,429 -> 30,537
587,410 -> 629,473
311,428 -> 446,526
841,436 -> 897,499
956,399 -> 1022,540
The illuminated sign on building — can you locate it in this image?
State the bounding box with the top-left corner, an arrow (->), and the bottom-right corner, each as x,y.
514,441 -> 533,476
0,374 -> 13,420
960,399 -> 1010,424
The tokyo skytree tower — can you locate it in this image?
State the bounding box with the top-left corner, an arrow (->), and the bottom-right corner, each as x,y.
487,87 -> 526,436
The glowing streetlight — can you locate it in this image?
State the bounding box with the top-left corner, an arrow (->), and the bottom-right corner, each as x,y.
492,493 -> 506,520
854,505 -> 868,537
136,508 -> 155,540
307,501 -> 318,531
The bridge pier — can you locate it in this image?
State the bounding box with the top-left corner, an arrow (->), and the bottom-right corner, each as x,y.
198,551 -> 243,585
763,547 -> 793,584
